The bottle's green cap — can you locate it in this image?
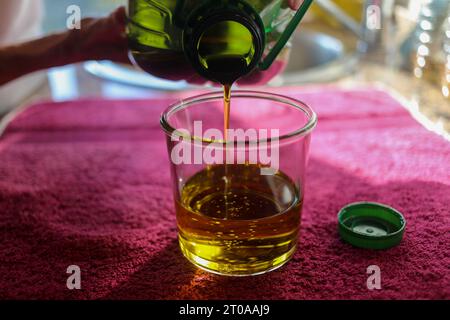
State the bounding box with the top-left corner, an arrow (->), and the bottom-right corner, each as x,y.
338,202 -> 406,250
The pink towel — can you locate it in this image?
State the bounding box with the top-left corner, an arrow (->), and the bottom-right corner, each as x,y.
0,88 -> 449,299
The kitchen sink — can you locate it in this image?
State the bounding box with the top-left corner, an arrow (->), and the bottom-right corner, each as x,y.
84,29 -> 357,89
279,29 -> 358,85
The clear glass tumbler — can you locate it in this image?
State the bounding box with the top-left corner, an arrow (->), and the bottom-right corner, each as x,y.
160,91 -> 317,276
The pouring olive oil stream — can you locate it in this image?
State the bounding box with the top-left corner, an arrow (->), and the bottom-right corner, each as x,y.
127,0 -> 315,275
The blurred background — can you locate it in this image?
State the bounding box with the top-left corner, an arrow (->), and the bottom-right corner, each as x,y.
42,0 -> 125,32
1,0 -> 449,137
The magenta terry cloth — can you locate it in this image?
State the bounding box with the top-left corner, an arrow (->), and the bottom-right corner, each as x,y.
0,88 -> 449,300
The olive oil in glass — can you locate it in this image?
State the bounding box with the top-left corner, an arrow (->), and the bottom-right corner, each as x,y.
176,164 -> 302,275
131,0 -> 315,275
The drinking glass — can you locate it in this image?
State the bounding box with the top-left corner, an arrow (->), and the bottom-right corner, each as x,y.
160,91 -> 317,276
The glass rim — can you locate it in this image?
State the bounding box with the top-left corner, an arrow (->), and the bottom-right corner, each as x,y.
160,90 -> 318,144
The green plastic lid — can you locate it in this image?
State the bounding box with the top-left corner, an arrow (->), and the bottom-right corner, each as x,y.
338,202 -> 406,250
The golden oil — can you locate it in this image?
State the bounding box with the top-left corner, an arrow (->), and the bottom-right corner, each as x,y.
176,163 -> 302,276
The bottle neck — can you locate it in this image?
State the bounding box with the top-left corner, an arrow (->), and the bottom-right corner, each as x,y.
183,1 -> 265,84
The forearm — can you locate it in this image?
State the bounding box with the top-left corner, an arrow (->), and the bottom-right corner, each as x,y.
0,31 -> 80,86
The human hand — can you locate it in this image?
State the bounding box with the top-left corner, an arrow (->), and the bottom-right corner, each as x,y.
288,0 -> 304,10
63,6 -> 129,64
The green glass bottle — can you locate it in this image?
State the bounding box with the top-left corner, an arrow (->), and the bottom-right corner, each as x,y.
127,0 -> 313,85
